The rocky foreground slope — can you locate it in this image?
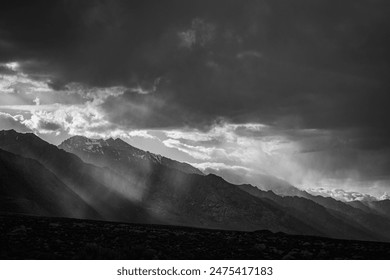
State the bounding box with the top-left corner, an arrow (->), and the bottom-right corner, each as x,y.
1,214 -> 389,260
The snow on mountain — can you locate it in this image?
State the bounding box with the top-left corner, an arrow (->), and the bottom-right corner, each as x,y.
59,135 -> 204,175
380,192 -> 390,201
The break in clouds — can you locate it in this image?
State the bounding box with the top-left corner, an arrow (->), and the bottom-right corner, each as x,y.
1,0 -> 390,198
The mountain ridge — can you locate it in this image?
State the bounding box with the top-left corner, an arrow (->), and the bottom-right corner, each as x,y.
59,135 -> 204,176
0,130 -> 319,235
56,131 -> 390,241
1,129 -> 390,242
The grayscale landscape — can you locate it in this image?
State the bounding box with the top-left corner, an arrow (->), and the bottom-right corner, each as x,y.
0,0 -> 389,259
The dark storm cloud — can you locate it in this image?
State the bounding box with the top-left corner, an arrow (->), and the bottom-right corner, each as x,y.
1,0 -> 390,150
38,121 -> 61,131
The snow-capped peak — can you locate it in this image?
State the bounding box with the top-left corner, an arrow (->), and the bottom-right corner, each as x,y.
380,192 -> 390,201
59,135 -> 203,175
60,136 -> 109,154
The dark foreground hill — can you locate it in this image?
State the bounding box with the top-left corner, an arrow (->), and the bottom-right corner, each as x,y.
1,214 -> 390,260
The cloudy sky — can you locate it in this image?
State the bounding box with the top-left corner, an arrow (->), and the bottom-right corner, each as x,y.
1,0 -> 390,198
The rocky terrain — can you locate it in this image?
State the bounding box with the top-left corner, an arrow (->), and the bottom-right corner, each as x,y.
58,135 -> 204,176
1,214 -> 390,260
2,129 -> 390,243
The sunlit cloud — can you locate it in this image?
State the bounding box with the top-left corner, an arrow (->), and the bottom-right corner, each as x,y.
306,187 -> 378,202
192,161 -> 251,172
130,86 -> 153,95
33,97 -> 40,105
0,65 -> 140,138
0,72 -> 51,94
64,83 -> 126,103
0,104 -> 61,112
159,122 -> 295,180
127,130 -> 156,139
162,138 -> 218,160
0,112 -> 30,132
3,62 -> 20,71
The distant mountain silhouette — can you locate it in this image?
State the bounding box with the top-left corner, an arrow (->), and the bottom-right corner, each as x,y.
367,200 -> 390,219
57,133 -> 390,241
349,199 -> 390,220
1,129 -> 390,242
293,191 -> 390,241
207,167 -> 305,197
239,184 -> 386,241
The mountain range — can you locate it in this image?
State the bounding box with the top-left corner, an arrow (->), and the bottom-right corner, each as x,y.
1,129 -> 390,242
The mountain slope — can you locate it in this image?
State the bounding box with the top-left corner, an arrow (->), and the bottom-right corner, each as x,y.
2,130 -> 390,241
0,130 -> 160,224
238,184 -> 382,241
0,148 -> 100,219
0,130 -> 323,235
57,134 -> 328,233
367,200 -> 390,219
59,136 -> 203,176
296,191 -> 390,241
349,200 -> 390,220
56,133 -> 390,241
